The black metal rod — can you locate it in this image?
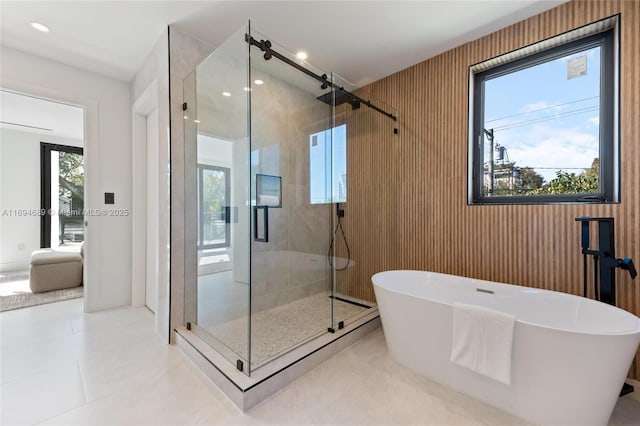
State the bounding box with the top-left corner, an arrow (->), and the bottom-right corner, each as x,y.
246,35 -> 397,122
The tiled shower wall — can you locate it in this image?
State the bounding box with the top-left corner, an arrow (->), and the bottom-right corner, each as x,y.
248,67 -> 334,313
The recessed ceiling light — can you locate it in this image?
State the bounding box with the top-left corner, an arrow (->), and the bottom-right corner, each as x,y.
222,91 -> 231,97
296,51 -> 308,60
254,79 -> 264,85
184,115 -> 188,119
31,22 -> 50,32
194,119 -> 201,124
243,87 -> 251,91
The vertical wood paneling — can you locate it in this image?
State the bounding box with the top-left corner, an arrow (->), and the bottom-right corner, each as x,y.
342,0 -> 640,380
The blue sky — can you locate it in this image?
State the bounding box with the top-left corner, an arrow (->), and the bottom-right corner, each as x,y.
483,45 -> 601,183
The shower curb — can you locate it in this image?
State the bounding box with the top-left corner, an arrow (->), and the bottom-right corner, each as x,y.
175,311 -> 381,411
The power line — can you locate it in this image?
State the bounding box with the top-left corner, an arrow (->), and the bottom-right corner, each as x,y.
483,164 -> 591,170
485,96 -> 600,123
493,106 -> 599,132
524,167 -> 592,170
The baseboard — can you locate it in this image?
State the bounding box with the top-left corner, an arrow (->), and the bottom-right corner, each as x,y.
0,263 -> 29,275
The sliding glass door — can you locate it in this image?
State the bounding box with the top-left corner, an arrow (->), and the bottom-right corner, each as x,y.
40,142 -> 84,249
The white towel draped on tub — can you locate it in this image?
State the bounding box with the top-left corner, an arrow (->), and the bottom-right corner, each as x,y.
450,302 -> 516,385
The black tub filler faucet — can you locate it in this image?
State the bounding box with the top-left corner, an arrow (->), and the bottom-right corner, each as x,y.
575,217 -> 637,305
575,217 -> 638,397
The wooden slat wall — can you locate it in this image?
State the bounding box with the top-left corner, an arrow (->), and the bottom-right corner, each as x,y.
342,0 -> 640,380
334,103 -> 396,301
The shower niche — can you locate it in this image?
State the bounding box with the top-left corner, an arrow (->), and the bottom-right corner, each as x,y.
177,22 -> 396,409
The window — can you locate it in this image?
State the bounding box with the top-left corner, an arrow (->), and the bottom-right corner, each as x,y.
469,16 -> 619,204
197,164 -> 230,249
309,124 -> 347,204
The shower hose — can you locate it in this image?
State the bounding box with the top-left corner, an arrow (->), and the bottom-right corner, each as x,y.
328,205 -> 351,271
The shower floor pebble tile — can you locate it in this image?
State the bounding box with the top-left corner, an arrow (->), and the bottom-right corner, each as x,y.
207,292 -> 367,366
2,298 -> 639,425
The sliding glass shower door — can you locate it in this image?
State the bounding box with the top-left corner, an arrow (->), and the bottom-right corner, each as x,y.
248,30 -> 335,367
184,22 -> 387,376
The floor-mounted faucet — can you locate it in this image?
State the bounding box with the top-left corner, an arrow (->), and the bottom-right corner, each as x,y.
575,217 -> 637,397
575,217 -> 637,305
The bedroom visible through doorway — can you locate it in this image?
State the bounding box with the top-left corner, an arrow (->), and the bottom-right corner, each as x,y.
0,89 -> 86,311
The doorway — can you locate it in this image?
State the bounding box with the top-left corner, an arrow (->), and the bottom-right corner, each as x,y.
0,89 -> 86,310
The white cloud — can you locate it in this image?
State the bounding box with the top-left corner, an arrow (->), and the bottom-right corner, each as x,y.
588,116 -> 599,126
495,124 -> 598,182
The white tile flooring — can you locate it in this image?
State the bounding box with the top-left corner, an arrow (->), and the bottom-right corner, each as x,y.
1,298 -> 639,425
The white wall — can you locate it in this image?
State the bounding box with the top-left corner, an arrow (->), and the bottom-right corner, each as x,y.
0,46 -> 132,312
0,128 -> 82,271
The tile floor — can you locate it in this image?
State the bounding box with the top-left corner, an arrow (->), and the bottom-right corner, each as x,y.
1,298 -> 639,425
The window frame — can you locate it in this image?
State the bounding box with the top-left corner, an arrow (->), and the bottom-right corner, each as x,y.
468,18 -> 619,205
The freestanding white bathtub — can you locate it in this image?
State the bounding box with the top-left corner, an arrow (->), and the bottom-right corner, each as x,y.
372,270 -> 640,426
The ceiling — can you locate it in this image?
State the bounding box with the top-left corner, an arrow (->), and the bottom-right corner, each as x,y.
0,1 -> 566,139
1,1 -> 567,88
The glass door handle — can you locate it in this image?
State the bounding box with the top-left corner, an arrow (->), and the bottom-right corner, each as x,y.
253,206 -> 269,242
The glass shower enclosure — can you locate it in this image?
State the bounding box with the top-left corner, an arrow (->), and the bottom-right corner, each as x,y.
183,23 -> 395,376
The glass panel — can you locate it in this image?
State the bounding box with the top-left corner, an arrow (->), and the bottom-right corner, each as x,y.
57,151 -> 84,246
49,149 -> 84,250
248,29 -> 334,369
50,150 -> 60,247
329,72 -> 396,329
184,24 -> 251,373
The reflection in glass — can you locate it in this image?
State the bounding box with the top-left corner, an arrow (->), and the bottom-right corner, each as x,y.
198,164 -> 230,248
